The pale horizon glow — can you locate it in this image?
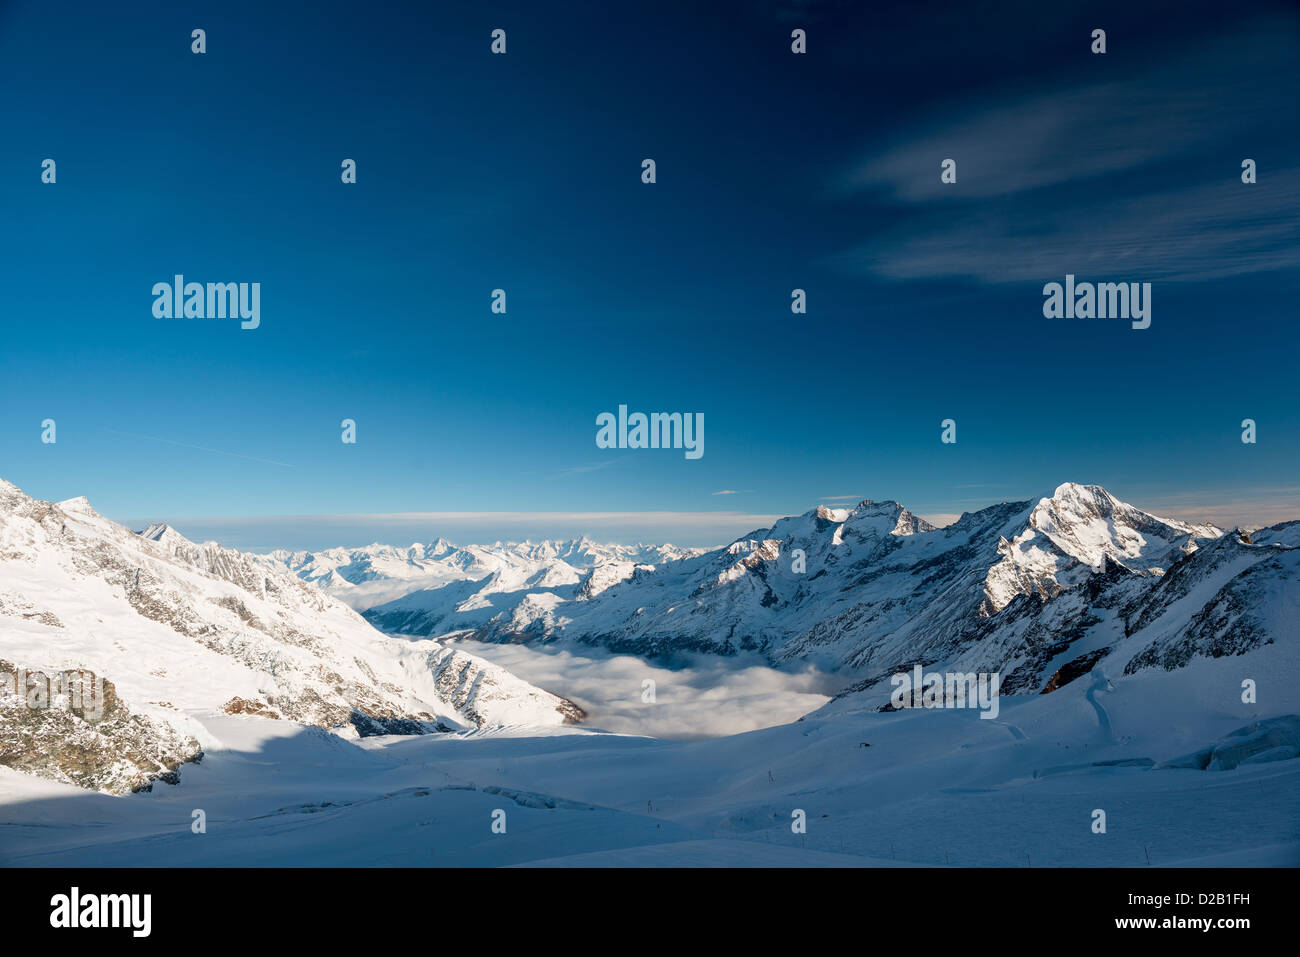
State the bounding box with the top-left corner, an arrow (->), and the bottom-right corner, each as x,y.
112,495 -> 1298,554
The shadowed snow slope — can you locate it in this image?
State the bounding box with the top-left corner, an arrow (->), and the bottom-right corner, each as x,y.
1,661 -> 1296,866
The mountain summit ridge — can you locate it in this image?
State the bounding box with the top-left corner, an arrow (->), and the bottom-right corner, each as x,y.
355,482 -> 1290,714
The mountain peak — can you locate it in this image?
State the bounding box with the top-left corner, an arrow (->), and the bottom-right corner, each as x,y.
57,495 -> 97,515
135,522 -> 199,551
138,522 -> 174,541
1035,482 -> 1221,539
814,504 -> 853,523
1047,481 -> 1116,505
850,498 -> 908,517
975,481 -> 1226,613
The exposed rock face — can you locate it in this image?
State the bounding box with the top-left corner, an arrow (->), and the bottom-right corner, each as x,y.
222,696 -> 283,720
1122,527 -> 1299,674
0,661 -> 202,795
426,648 -> 586,726
575,562 -> 653,601
1041,647 -> 1111,694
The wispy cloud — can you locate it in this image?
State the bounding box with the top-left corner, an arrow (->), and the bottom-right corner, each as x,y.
830,177 -> 1300,284
830,20 -> 1300,284
551,457 -> 629,478
107,429 -> 293,468
711,489 -> 755,496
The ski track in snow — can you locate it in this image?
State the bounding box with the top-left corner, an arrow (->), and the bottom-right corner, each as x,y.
1086,668 -> 1116,743
992,721 -> 1028,741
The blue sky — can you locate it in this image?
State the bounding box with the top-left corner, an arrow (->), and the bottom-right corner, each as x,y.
1,0 -> 1297,549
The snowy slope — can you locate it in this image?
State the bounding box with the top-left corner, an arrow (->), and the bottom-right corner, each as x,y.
0,479 -> 582,794
2,646 -> 1296,866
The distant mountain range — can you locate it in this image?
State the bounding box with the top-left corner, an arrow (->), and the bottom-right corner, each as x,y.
253,537 -> 703,611
295,483 -> 1295,714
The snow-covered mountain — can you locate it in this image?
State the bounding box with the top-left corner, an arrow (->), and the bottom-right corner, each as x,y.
365,483 -> 1296,713
0,480 -> 583,794
2,478 -> 1296,866
256,537 -> 701,612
